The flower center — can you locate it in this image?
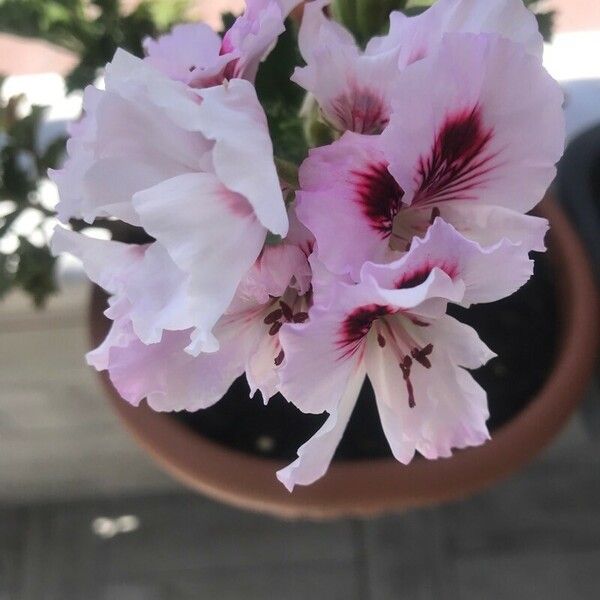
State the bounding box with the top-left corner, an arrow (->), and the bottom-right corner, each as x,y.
338,306 -> 434,409
265,294 -> 309,367
376,318 -> 434,409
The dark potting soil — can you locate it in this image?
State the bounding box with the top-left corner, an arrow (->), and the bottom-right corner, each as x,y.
173,253 -> 559,462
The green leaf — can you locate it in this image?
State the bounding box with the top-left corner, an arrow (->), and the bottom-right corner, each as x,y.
14,238 -> 57,308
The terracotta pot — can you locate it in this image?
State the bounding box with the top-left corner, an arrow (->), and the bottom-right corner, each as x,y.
90,197 -> 599,519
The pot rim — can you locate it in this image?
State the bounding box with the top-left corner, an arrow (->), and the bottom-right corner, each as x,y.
90,196 -> 600,519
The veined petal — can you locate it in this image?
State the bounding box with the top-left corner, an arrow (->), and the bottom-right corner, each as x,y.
279,258 -> 458,415
293,0 -> 399,134
133,172 -> 267,354
195,80 -> 288,236
382,33 -> 565,214
276,368 -> 365,491
278,301 -> 364,415
362,218 -> 535,307
366,315 -> 492,462
297,133 -> 402,280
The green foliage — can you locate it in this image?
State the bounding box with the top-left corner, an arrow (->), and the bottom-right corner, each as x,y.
332,0 -> 409,45
255,18 -> 308,164
0,0 -> 189,306
0,0 -> 190,91
0,95 -> 64,306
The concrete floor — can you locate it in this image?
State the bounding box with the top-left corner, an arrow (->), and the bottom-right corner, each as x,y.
0,412 -> 599,599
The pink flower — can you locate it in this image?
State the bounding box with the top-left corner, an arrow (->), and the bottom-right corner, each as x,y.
294,0 -> 544,134
276,218 -> 535,490
50,49 -> 288,353
296,33 -> 564,280
144,0 -> 303,87
53,208 -> 312,410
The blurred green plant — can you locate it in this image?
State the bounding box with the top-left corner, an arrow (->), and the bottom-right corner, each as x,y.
0,0 -> 556,307
0,0 -> 189,306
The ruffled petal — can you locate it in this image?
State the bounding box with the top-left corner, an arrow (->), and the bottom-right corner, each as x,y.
50,227 -> 144,294
370,0 -> 543,67
382,33 -> 565,214
143,23 -> 229,87
366,315 -> 492,462
195,80 -> 288,236
362,218 -> 535,307
222,0 -> 286,82
100,322 -> 247,412
133,172 -> 267,353
437,201 -> 549,251
276,368 -> 365,491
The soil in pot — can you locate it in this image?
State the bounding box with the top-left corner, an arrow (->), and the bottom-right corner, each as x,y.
172,252 -> 559,463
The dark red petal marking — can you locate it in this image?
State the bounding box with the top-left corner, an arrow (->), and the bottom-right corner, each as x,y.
330,87 -> 390,135
377,333 -> 387,348
395,261 -> 458,289
337,304 -> 392,359
413,106 -> 497,206
351,162 -> 404,239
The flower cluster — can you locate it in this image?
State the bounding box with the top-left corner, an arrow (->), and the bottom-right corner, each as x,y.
51,0 -> 565,491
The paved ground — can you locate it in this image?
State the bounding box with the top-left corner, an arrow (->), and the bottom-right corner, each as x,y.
0,411 -> 599,599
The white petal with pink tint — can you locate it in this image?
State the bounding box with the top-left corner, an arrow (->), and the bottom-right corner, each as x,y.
437,202 -> 549,252
143,23 -> 229,87
278,301 -> 363,415
103,324 -> 247,412
370,0 -> 543,67
293,0 -> 400,134
50,227 -> 144,294
277,368 -> 365,492
195,80 -> 288,236
413,0 -> 544,60
297,133 -> 401,279
279,258 -> 461,416
222,0 -> 286,82
382,33 -> 564,214
133,172 -> 267,354
366,315 -> 493,463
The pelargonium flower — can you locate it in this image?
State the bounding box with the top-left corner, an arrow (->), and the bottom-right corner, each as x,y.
50,46 -> 288,353
296,33 -> 564,279
276,218 -> 536,490
52,207 -> 312,410
144,0 -> 303,87
294,0 -> 544,134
